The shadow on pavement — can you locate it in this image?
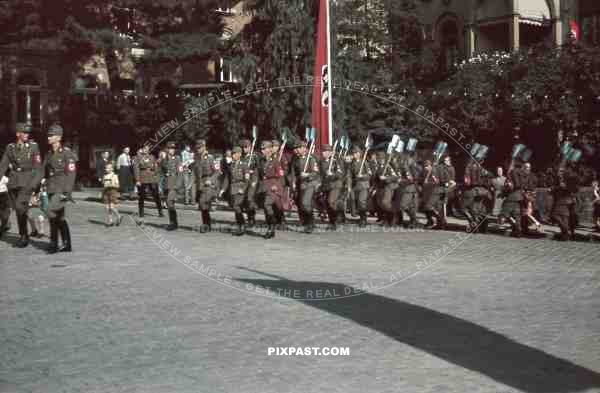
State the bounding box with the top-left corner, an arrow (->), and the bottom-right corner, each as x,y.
235,269 -> 600,393
1,232 -> 49,252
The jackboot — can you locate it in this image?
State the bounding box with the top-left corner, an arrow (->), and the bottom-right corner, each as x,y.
246,210 -> 256,228
264,215 -> 276,239
166,209 -> 178,231
233,213 -> 245,236
58,220 -> 72,252
15,213 -> 29,248
47,218 -> 59,254
359,212 -> 367,228
200,210 -> 211,233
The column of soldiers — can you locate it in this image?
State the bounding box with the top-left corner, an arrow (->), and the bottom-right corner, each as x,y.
1,124 -> 593,250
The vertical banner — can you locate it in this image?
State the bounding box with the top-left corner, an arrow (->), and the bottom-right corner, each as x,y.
311,0 -> 329,150
569,20 -> 580,41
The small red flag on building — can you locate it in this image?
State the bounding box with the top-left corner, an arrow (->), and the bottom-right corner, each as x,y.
569,20 -> 580,41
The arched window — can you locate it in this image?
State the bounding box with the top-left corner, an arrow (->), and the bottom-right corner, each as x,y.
436,15 -> 461,71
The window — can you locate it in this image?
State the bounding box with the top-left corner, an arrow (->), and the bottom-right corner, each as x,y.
16,73 -> 41,128
215,0 -> 235,14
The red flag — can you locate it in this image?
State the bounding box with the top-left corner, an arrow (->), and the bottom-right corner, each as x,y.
311,0 -> 329,150
569,20 -> 580,41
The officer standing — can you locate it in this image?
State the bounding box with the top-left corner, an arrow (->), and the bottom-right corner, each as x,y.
0,122 -> 41,247
160,141 -> 183,231
319,144 -> 345,230
350,146 -> 372,228
134,145 -> 163,219
192,139 -> 217,232
31,123 -> 77,253
220,146 -> 249,236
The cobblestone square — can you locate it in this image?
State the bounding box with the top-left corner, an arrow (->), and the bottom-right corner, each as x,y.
1,195 -> 599,393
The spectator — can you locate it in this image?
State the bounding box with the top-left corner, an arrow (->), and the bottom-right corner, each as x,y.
96,151 -> 112,185
116,147 -> 134,200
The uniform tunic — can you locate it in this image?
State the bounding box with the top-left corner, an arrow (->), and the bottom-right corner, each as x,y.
320,156 -> 345,211
290,154 -> 320,215
160,155 -> 183,209
192,153 -> 217,211
32,146 -> 77,220
463,162 -> 492,220
0,141 -> 41,214
221,159 -> 249,215
350,159 -> 372,213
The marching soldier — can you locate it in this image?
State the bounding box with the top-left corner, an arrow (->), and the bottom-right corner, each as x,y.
350,146 -> 372,227
134,144 -> 163,219
160,141 -> 183,231
396,154 -> 419,227
499,161 -> 529,237
220,146 -> 249,236
463,155 -> 492,233
31,123 -> 77,253
240,139 -> 258,227
319,144 -> 345,230
192,139 -> 217,232
377,152 -> 401,227
550,165 -> 579,241
271,139 -> 289,227
0,122 -> 41,247
258,141 -> 289,239
429,155 -> 456,229
289,140 -> 320,233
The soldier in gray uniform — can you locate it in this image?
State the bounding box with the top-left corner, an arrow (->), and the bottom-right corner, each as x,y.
319,144 -> 345,230
350,146 -> 372,227
0,122 -> 41,247
134,144 -> 163,218
160,141 -> 183,231
31,123 -> 77,253
240,139 -> 258,227
430,155 -> 456,229
463,158 -> 492,233
550,165 -> 579,241
396,154 -> 419,227
499,161 -> 528,237
220,146 -> 249,236
377,153 -> 401,227
192,139 -> 217,232
289,140 -> 320,233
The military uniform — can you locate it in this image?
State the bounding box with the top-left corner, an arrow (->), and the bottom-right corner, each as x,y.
258,141 -> 288,238
376,154 -> 401,226
240,139 -> 259,226
192,140 -> 217,231
499,166 -> 529,236
430,160 -> 455,229
319,145 -> 345,229
420,161 -> 437,227
31,124 -> 77,253
463,161 -> 492,233
0,123 -> 41,246
350,146 -> 372,227
133,151 -> 162,218
550,167 -> 579,240
160,142 -> 183,230
290,141 -> 320,232
396,155 -> 419,227
220,146 -> 248,235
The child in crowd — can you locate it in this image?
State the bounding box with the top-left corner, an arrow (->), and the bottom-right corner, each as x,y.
27,184 -> 48,237
102,162 -> 122,227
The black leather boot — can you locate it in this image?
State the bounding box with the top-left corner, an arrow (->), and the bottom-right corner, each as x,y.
246,210 -> 256,228
15,213 -> 29,248
47,218 -> 59,254
138,202 -> 144,218
359,212 -> 367,228
264,215 -> 276,239
166,209 -> 178,231
200,210 -> 211,233
233,213 -> 245,236
58,220 -> 72,252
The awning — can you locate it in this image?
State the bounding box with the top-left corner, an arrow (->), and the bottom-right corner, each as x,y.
518,0 -> 551,25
